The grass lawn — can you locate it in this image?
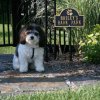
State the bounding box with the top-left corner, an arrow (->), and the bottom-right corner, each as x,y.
0,24 -> 15,54
48,30 -> 69,45
0,84 -> 100,100
0,46 -> 15,54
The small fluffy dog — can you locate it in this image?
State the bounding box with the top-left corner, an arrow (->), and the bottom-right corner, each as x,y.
13,24 -> 45,72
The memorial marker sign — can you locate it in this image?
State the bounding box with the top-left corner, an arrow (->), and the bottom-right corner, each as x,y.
54,8 -> 84,27
54,8 -> 84,61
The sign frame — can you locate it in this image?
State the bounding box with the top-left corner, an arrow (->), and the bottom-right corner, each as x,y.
54,8 -> 84,27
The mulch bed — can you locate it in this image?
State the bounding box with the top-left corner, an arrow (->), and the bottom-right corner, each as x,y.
0,53 -> 100,79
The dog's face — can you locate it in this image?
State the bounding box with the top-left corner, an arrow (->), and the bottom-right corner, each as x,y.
19,24 -> 45,47
25,30 -> 39,46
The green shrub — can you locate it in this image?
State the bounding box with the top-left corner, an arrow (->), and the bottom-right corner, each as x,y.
79,24 -> 100,64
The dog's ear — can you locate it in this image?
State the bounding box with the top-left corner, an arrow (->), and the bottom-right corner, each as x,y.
36,25 -> 46,47
19,27 -> 26,44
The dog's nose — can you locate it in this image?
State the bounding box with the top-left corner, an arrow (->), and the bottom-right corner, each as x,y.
30,36 -> 34,40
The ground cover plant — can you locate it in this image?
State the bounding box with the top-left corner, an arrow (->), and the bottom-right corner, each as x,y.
0,84 -> 100,100
79,24 -> 100,64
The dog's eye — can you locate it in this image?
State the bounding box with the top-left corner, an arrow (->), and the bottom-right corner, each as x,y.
27,32 -> 31,34
34,32 -> 39,36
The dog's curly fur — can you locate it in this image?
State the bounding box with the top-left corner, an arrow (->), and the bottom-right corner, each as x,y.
13,24 -> 45,72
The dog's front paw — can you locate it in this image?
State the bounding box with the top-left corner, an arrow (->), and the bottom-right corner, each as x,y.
19,67 -> 28,73
35,67 -> 45,72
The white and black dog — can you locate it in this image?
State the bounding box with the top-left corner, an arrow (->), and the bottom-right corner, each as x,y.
13,24 -> 45,72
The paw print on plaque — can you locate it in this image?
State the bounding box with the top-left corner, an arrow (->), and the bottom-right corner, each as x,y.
67,9 -> 73,16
